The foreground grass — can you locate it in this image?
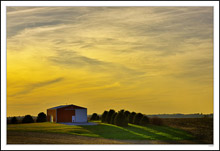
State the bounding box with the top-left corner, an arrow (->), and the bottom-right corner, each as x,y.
7,122 -> 194,141
8,122 -> 98,137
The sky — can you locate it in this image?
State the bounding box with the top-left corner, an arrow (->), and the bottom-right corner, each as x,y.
7,7 -> 213,116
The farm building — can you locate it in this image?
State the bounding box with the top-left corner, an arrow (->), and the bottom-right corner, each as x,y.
47,104 -> 87,123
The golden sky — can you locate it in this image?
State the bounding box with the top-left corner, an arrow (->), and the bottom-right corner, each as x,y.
7,7 -> 213,116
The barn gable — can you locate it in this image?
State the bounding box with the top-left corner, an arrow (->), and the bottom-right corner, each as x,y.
48,104 -> 86,110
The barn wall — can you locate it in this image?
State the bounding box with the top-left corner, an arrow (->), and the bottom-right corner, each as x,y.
75,109 -> 87,122
47,109 -> 56,122
57,106 -> 75,122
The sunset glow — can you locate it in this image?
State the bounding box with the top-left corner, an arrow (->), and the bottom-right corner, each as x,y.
7,7 -> 213,116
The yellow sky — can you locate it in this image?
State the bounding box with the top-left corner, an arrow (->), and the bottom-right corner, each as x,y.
7,7 -> 213,116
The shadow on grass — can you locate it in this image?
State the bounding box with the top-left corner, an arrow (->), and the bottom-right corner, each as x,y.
81,123 -> 193,140
146,125 -> 194,140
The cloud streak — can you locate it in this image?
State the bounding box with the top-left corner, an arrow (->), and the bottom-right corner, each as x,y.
48,50 -> 106,67
9,77 -> 64,97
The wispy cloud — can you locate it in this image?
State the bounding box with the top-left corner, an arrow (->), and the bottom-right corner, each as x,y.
9,77 -> 64,97
173,57 -> 213,84
48,50 -> 107,67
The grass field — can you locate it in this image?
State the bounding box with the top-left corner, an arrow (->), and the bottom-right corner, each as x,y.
7,121 -> 195,144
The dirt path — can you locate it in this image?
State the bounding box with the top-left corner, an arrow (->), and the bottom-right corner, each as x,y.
7,131 -> 196,144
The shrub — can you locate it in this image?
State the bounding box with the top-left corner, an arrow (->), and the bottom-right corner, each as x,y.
90,113 -> 99,120
124,110 -> 130,118
101,111 -> 108,123
150,117 -> 163,126
110,112 -> 117,124
11,116 -> 18,124
133,113 -> 144,125
128,112 -> 136,123
140,116 -> 150,126
120,109 -> 125,113
105,109 -> 115,123
22,115 -> 34,123
96,115 -> 100,120
114,110 -> 128,127
36,112 -> 47,122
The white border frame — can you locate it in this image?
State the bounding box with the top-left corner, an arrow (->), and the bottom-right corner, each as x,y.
1,1 -> 219,150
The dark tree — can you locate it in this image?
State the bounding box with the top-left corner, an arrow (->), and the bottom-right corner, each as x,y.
11,116 -> 18,124
36,112 -> 47,122
133,113 -> 144,125
120,109 -> 125,113
114,110 -> 128,127
22,115 -> 34,123
101,111 -> 108,123
124,110 -> 130,119
140,116 -> 150,126
128,112 -> 136,123
90,113 -> 99,120
110,112 -> 117,124
105,109 -> 115,123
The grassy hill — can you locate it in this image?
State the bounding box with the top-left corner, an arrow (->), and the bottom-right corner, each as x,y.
7,121 -> 194,141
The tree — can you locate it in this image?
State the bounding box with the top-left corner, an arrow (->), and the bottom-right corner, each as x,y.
110,112 -> 117,124
128,112 -> 136,123
96,115 -> 100,120
120,109 -> 125,113
90,113 -> 99,120
36,112 -> 47,122
133,113 -> 143,125
114,110 -> 128,127
11,116 -> 18,124
140,116 -> 150,126
101,111 -> 108,123
105,109 -> 115,123
22,115 -> 34,123
124,110 -> 130,119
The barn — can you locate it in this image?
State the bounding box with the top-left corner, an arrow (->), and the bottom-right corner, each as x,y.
47,104 -> 87,123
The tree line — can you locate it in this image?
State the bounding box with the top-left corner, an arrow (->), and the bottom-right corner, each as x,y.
90,109 -> 163,127
8,112 -> 47,124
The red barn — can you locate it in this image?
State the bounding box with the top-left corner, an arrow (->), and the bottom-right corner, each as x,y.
47,104 -> 87,123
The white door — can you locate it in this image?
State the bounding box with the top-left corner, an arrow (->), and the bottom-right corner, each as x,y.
50,116 -> 53,122
72,116 -> 75,122
75,109 -> 87,122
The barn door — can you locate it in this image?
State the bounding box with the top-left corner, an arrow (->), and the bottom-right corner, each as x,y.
72,116 -> 75,122
50,116 -> 53,122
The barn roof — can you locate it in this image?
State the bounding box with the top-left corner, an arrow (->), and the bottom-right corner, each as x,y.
47,104 -> 86,110
48,105 -> 69,110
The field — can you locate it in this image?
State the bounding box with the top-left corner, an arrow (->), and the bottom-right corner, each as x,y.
7,119 -> 209,144
162,118 -> 213,144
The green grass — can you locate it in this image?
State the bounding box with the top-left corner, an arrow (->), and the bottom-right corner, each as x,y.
7,122 -> 194,141
82,122 -> 194,140
7,122 -> 98,137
